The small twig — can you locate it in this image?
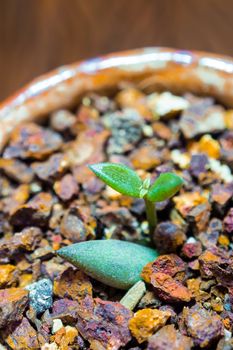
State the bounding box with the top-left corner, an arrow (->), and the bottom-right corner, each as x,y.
120,281 -> 146,310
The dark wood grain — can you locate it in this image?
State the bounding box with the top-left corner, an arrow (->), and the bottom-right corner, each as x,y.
0,0 -> 232,100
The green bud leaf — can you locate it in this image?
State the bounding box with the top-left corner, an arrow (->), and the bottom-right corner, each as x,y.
57,240 -> 158,290
139,176 -> 151,198
146,172 -> 184,202
143,177 -> 151,190
89,162 -> 143,198
139,188 -> 148,198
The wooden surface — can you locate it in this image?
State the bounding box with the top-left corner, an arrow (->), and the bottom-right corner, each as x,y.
0,0 -> 232,101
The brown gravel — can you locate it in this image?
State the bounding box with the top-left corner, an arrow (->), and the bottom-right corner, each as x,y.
1,90 -> 233,348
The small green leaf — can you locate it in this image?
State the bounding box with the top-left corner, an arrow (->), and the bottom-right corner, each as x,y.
57,240 -> 158,290
89,162 -> 143,198
146,172 -> 184,202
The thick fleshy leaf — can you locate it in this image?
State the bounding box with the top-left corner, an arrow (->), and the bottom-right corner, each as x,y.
57,240 -> 158,290
146,172 -> 184,202
89,162 -> 143,198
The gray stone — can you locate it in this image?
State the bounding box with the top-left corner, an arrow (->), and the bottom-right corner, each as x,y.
103,108 -> 143,154
26,278 -> 53,314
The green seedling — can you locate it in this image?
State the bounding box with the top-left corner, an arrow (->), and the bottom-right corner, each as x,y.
89,162 -> 184,238
57,164 -> 183,290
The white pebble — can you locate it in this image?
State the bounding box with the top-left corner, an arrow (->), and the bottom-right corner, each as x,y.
186,237 -> 197,244
52,318 -> 63,334
41,343 -> 58,350
147,92 -> 189,117
209,158 -> 233,183
224,328 -> 232,340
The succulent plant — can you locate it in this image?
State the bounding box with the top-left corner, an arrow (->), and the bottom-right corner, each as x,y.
89,162 -> 184,237
57,239 -> 158,289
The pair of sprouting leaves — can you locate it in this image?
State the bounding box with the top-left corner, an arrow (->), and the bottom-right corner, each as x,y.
89,162 -> 183,203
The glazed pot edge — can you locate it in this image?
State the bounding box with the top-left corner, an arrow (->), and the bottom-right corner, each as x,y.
0,46 -> 233,151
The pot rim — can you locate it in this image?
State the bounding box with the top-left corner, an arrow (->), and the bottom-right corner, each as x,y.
0,46 -> 233,151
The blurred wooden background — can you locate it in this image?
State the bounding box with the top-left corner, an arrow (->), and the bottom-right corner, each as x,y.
0,0 -> 232,101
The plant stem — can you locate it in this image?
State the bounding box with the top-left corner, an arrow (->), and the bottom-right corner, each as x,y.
144,198 -> 157,239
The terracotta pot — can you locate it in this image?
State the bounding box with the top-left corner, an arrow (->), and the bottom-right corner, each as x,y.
0,47 -> 233,151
